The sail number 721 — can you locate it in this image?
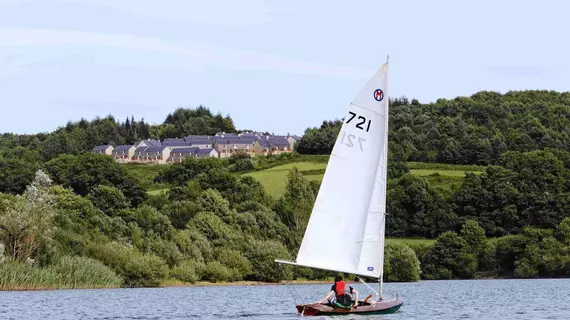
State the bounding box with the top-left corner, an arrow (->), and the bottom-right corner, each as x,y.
346,111 -> 371,132
339,131 -> 366,151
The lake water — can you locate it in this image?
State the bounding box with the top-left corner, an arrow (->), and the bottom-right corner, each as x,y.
1,279 -> 569,319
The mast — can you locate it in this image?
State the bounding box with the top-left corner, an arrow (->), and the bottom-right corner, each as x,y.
378,54 -> 389,300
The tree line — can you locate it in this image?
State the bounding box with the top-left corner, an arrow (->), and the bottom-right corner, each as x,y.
0,105 -> 236,163
296,90 -> 570,165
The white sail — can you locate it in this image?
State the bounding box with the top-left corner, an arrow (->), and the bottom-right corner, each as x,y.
358,69 -> 390,281
357,142 -> 388,279
276,62 -> 389,278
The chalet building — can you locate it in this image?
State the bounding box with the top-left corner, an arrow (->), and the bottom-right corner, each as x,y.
132,146 -> 148,162
253,137 -> 292,156
268,137 -> 292,154
214,140 -> 231,158
92,132 -> 299,164
265,135 -> 298,150
214,139 -> 255,158
168,147 -> 199,163
253,139 -> 271,156
112,145 -> 135,163
196,148 -> 218,158
142,146 -> 171,164
92,145 -> 114,155
189,139 -> 214,149
229,139 -> 255,156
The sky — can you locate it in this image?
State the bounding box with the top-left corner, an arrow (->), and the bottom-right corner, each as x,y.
1,0 -> 569,136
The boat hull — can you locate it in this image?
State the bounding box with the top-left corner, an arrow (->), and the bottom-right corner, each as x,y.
295,298 -> 403,316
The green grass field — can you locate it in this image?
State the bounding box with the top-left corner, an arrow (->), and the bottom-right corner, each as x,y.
406,161 -> 485,172
386,238 -> 435,247
147,189 -> 169,196
410,169 -> 475,177
409,168 -> 484,191
245,161 -> 487,198
126,156 -> 487,201
243,162 -> 326,198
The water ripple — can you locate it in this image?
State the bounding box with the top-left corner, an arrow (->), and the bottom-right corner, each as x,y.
0,280 -> 569,319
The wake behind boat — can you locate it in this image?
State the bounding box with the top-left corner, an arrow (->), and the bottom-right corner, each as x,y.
275,57 -> 403,316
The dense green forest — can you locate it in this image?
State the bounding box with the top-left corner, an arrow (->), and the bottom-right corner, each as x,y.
298,90 -> 570,165
2,90 -> 570,290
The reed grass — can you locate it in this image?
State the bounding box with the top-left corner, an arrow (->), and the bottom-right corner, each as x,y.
0,256 -> 123,290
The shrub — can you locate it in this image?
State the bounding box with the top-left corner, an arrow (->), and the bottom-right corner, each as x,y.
244,239 -> 292,282
215,248 -> 252,280
203,261 -> 233,282
88,242 -> 168,287
384,243 -> 421,282
170,260 -> 199,283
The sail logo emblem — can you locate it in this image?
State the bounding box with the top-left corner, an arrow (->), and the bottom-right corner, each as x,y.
367,266 -> 374,271
373,89 -> 384,102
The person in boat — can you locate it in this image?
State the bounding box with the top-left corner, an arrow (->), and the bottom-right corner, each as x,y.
315,275 -> 359,308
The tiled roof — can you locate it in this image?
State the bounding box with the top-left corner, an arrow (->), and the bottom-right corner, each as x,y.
184,135 -> 212,141
227,138 -> 254,145
256,140 -> 270,147
190,140 -> 213,145
268,136 -> 290,142
136,139 -> 162,147
92,145 -> 111,151
115,145 -> 134,151
215,132 -> 238,136
217,133 -> 238,138
171,147 -> 198,155
268,138 -> 290,147
146,146 -> 167,152
135,146 -> 148,153
163,140 -> 192,147
195,148 -> 215,155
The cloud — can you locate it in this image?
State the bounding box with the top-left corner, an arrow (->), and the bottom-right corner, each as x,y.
58,0 -> 279,28
0,28 -> 206,58
0,27 -> 369,80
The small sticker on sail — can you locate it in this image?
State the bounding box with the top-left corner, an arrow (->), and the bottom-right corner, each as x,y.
373,89 -> 384,102
367,266 -> 374,271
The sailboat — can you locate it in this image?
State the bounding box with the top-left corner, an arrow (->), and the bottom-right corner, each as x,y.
275,58 -> 403,316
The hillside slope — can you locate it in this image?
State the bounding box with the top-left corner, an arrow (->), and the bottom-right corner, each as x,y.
243,160 -> 485,198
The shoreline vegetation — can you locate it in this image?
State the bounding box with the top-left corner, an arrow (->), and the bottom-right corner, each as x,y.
4,94 -> 570,292
3,274 -> 555,292
0,279 -> 335,292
